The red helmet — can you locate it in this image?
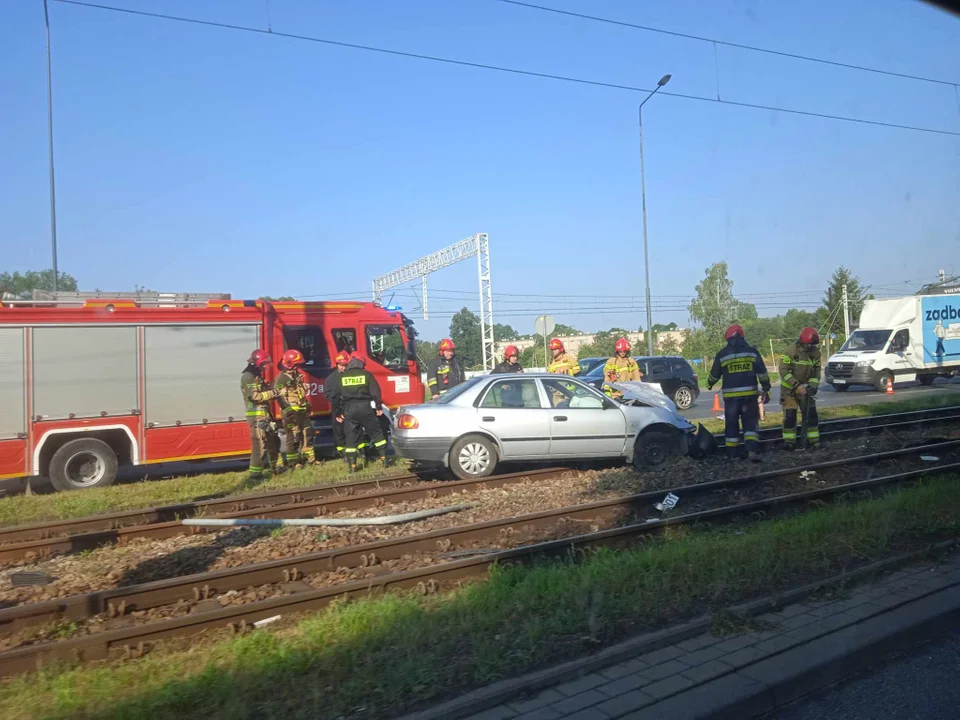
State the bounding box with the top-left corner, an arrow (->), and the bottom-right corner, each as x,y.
504,345 -> 519,359
334,351 -> 351,366
615,337 -> 631,354
282,349 -> 305,368
724,324 -> 745,341
549,338 -> 564,352
248,349 -> 271,368
799,327 -> 820,345
439,338 -> 455,353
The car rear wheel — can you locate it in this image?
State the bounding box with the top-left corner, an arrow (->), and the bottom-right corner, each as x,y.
874,370 -> 894,392
673,385 -> 695,410
633,431 -> 677,470
450,435 -> 498,480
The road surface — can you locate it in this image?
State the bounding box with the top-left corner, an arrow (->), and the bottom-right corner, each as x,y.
683,377 -> 960,422
773,624 -> 960,720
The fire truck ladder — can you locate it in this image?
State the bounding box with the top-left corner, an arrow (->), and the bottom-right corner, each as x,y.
1,290 -> 231,307
372,233 -> 494,371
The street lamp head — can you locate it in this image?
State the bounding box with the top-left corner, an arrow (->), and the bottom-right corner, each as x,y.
657,74 -> 672,87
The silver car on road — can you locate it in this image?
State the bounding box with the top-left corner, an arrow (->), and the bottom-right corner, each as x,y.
392,373 -> 696,479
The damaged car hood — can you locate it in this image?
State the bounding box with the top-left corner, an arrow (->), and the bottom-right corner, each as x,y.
611,381 -> 677,413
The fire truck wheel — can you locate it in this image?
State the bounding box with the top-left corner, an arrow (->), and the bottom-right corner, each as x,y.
48,439 -> 119,492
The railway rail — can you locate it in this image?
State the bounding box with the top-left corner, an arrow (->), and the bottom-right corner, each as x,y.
0,439 -> 957,676
0,405 -> 957,562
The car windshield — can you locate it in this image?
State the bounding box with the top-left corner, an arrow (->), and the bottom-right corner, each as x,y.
840,330 -> 891,352
578,358 -> 604,374
429,376 -> 483,404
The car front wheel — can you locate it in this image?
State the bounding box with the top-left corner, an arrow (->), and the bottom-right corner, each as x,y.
450,435 -> 498,480
633,431 -> 677,470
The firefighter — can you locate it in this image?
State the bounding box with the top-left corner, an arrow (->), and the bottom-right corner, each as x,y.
427,338 -> 466,398
602,337 -> 642,397
324,351 -> 351,458
492,345 -> 523,374
240,350 -> 286,479
275,349 -> 314,468
779,327 -> 822,450
331,356 -> 388,472
547,339 -> 580,375
706,324 -> 771,462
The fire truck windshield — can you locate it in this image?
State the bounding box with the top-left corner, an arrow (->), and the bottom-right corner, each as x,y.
366,324 -> 407,370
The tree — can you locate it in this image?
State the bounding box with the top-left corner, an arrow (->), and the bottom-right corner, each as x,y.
657,334 -> 683,356
516,322 -> 584,368
686,262 -> 757,358
449,307 -> 483,368
0,269 -> 78,299
416,339 -> 439,370
823,266 -> 867,342
493,323 -> 519,341
259,295 -> 297,302
651,322 -> 678,333
575,327 -> 631,360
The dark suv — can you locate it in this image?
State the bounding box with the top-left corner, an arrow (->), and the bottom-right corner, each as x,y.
579,355 -> 700,410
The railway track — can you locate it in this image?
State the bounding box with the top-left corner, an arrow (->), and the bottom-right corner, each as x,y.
0,438 -> 957,676
0,405 -> 956,562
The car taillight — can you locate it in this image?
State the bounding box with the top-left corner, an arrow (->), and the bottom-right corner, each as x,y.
397,414 -> 419,430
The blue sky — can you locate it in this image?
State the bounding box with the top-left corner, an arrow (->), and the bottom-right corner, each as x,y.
2,0 -> 959,339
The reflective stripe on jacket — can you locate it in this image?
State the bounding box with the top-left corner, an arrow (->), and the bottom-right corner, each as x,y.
275,369 -> 308,412
240,369 -> 276,418
548,352 -> 580,376
707,339 -> 771,399
778,342 -> 821,392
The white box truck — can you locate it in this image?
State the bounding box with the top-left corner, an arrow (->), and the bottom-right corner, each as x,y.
824,291 -> 960,392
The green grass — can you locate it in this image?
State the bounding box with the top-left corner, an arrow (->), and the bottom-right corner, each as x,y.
3,476 -> 959,720
0,460 -> 405,528
698,390 -> 960,433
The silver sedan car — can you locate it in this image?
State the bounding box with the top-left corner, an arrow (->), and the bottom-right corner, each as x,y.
392,373 -> 696,479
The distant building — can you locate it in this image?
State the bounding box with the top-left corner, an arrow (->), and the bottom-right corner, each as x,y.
655,329 -> 688,351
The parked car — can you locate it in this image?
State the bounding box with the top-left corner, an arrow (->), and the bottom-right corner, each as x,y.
578,356 -> 700,410
392,373 -> 696,479
577,357 -> 608,375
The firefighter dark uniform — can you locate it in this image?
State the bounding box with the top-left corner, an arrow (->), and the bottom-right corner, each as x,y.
324,351 -> 351,457
602,338 -> 642,397
428,338 -> 467,398
275,349 -> 314,468
332,357 -> 388,471
707,325 -> 771,461
492,344 -> 523,374
779,327 -> 822,450
241,350 -> 284,478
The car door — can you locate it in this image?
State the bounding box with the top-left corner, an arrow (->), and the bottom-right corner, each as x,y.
645,357 -> 677,396
540,378 -> 627,457
887,329 -> 916,381
476,378 -> 551,459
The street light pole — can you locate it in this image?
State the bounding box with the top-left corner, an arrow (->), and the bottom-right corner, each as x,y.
639,73 -> 671,357
43,0 -> 60,292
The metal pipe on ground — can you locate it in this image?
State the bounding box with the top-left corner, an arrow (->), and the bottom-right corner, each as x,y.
180,504 -> 475,527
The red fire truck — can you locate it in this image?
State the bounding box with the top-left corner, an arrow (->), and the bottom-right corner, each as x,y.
0,291 -> 423,491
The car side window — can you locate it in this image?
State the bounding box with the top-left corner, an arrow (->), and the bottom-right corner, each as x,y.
671,359 -> 689,373
480,379 -> 542,409
650,359 -> 670,375
891,329 -> 909,352
541,379 -> 605,409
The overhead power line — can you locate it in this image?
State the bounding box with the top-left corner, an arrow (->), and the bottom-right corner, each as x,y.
496,0 -> 959,88
56,0 -> 960,138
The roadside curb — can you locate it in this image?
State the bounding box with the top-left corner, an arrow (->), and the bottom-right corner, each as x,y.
399,540 -> 958,720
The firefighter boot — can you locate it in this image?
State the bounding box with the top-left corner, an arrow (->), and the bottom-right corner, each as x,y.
271,464 -> 288,476
748,449 -> 762,463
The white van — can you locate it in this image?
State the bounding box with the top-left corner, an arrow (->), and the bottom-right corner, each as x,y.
824,294 -> 960,392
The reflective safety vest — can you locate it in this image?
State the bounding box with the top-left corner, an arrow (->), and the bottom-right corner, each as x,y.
548,352 -> 580,376
707,339 -> 771,399
275,369 -> 308,413
602,355 -> 642,396
240,369 -> 277,419
779,343 -> 821,393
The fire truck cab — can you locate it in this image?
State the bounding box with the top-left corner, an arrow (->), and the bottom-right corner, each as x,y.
0,291 -> 423,491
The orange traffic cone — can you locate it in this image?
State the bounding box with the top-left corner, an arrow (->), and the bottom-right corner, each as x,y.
886,377 -> 894,394
712,392 -> 723,412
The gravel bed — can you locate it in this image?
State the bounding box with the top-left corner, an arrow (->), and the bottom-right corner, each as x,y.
0,425 -> 954,610
0,426 -> 956,652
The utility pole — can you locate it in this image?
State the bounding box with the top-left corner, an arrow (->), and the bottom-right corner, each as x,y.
43,0 -> 60,291
940,269 -> 946,284
842,284 -> 850,338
